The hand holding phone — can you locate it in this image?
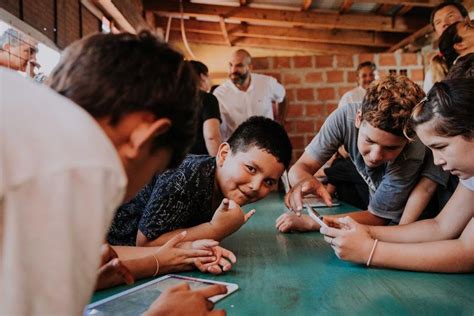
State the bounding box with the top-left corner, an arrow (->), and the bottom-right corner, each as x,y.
304,202 -> 328,228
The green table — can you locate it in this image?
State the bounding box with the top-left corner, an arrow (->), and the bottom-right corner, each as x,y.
92,193 -> 474,315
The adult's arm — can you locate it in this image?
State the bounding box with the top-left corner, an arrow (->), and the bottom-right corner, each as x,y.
203,118 -> 221,156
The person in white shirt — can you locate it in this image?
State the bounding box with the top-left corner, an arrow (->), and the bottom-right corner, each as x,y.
0,28 -> 39,77
338,61 -> 376,108
321,78 -> 474,273
0,31 -> 226,316
214,49 -> 285,140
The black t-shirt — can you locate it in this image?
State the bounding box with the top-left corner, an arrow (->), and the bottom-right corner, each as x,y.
107,155 -> 217,246
190,91 -> 221,155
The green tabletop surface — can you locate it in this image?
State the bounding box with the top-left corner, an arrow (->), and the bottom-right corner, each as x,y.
91,193 -> 474,315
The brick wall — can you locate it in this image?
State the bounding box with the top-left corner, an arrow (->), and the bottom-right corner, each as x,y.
1,0 -> 101,49
252,53 -> 425,162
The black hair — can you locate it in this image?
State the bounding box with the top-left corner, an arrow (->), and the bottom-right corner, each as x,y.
446,53 -> 474,79
430,1 -> 468,27
227,116 -> 292,169
439,21 -> 462,68
189,60 -> 209,76
47,30 -> 199,168
410,78 -> 474,139
357,61 -> 376,73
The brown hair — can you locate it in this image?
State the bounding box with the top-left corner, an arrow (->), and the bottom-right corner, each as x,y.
47,31 -> 199,167
361,75 -> 424,138
410,79 -> 474,139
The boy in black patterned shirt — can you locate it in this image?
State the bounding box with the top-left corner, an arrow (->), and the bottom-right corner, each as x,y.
108,116 -> 292,246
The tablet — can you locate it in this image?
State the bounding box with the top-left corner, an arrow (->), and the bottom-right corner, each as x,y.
84,275 -> 238,316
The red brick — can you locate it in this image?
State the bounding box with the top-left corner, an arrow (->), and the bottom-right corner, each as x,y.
260,72 -> 281,82
306,104 -> 324,117
401,53 -> 418,66
273,56 -> 291,68
326,103 -> 338,114
305,72 -> 323,83
297,88 -> 315,101
286,89 -> 296,102
338,86 -> 354,98
284,121 -> 294,133
410,69 -> 424,81
315,56 -> 333,68
289,136 -> 305,149
326,70 -> 344,83
287,104 -> 304,117
358,54 -> 374,63
252,57 -> 270,70
294,120 -> 315,133
317,88 -> 335,101
283,73 -> 302,85
336,55 -> 353,68
379,54 -> 397,67
347,70 -> 358,83
293,56 -> 313,68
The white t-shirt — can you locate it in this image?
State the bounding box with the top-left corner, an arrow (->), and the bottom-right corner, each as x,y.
213,73 -> 285,140
423,68 -> 434,94
460,177 -> 474,191
0,69 -> 127,315
338,86 -> 366,108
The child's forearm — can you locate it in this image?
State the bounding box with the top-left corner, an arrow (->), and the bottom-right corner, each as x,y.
399,177 -> 438,225
138,223 -> 224,247
369,217 -> 444,243
370,238 -> 474,273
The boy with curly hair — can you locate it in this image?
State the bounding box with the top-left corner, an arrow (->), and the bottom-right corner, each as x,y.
277,75 -> 440,232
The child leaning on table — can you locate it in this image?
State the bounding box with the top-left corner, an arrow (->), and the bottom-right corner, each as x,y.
107,116 -> 292,247
321,78 -> 474,273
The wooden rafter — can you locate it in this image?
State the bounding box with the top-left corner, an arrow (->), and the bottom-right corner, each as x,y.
219,16 -> 232,46
351,0 -> 442,7
168,31 -> 381,54
145,1 -> 426,33
156,17 -> 405,48
340,0 -> 353,14
388,24 -> 432,52
302,0 -> 312,11
396,5 -> 414,15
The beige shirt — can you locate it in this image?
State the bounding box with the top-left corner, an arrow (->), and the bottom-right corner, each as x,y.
0,69 -> 127,315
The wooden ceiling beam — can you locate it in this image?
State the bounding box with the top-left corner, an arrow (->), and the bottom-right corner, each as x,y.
396,5 -> 414,15
156,17 -> 405,47
388,23 -> 432,52
219,16 -> 232,46
145,1 -> 425,33
168,31 -> 382,54
340,0 -> 354,14
351,0 -> 442,7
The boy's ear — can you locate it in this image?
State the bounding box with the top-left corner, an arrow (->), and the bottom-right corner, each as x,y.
216,142 -> 231,167
126,117 -> 172,159
355,110 -> 362,128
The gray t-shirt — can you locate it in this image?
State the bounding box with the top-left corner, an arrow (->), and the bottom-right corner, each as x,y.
306,103 -> 426,221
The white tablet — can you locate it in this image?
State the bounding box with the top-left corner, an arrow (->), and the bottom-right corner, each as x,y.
84,275 -> 238,316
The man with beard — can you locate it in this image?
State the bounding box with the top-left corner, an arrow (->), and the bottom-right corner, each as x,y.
213,49 -> 285,140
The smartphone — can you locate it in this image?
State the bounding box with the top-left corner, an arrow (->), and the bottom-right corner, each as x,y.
304,202 -> 328,228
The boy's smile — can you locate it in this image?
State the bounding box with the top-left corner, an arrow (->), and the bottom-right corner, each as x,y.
216,144 -> 285,206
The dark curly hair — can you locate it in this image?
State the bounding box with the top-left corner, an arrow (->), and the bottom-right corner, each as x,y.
410,79 -> 474,139
47,31 -> 199,168
446,53 -> 474,79
227,116 -> 292,169
361,75 -> 425,138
